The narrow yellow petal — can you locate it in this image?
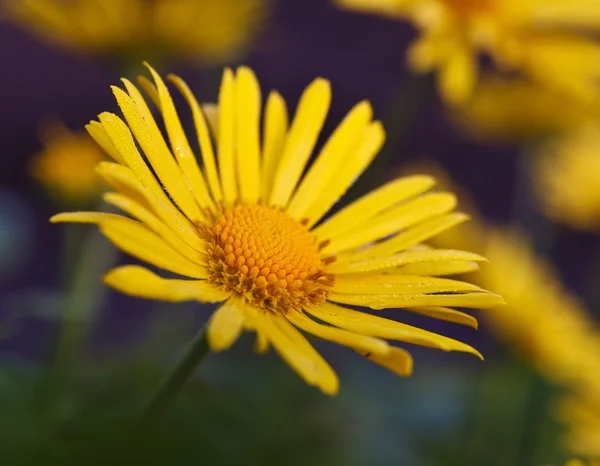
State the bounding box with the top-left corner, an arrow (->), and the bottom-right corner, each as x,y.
202,103 -> 219,138
304,121 -> 385,227
331,273 -> 482,294
286,101 -> 372,219
328,291 -> 505,310
407,306 -> 478,329
111,85 -> 204,222
136,75 -> 160,109
311,175 -> 435,240
269,78 -> 331,208
169,75 -> 223,202
322,192 -> 457,255
255,311 -> 339,395
308,302 -> 482,358
50,211 -> 123,224
218,68 -> 237,204
261,91 -> 289,203
103,193 -> 206,266
439,47 -> 477,105
326,248 -> 486,274
235,67 -> 262,204
85,120 -> 124,164
392,260 -> 481,276
96,162 -> 207,253
254,329 -> 269,354
98,112 -> 165,201
144,64 -> 213,209
103,265 -> 229,302
207,298 -> 246,351
335,213 -> 469,263
99,217 -> 208,279
355,347 -> 413,377
287,309 -> 390,356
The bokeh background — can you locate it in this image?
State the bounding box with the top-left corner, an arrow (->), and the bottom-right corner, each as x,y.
1,0 -> 599,465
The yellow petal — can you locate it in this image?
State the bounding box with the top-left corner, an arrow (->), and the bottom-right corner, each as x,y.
169,75 -> 223,203
95,162 -> 207,253
336,213 -> 469,263
407,306 -> 478,329
311,175 -> 435,240
328,291 -> 505,310
326,248 -> 486,274
308,302 -> 482,358
99,216 -> 208,279
304,121 -> 385,228
322,192 -> 456,255
50,211 -> 123,224
207,298 -> 246,351
287,309 -> 390,356
254,329 -> 270,354
269,78 -> 331,208
255,310 -> 339,395
202,103 -> 219,138
261,91 -> 289,203
331,273 -> 482,294
393,260 -> 481,276
104,265 -> 229,302
136,75 -> 160,109
103,192 -> 206,266
111,85 -> 204,222
439,46 -> 477,105
218,68 -> 237,204
97,112 -> 166,203
85,120 -> 124,164
144,64 -> 213,209
355,347 -> 413,377
235,67 -> 262,204
286,101 -> 372,220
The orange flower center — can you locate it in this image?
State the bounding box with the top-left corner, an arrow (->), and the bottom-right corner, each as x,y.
204,204 -> 333,313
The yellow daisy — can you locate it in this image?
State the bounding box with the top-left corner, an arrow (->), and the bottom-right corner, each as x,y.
31,121 -> 106,204
51,63 -> 503,395
453,76 -> 600,142
561,395 -> 600,460
336,0 -> 600,104
534,125 -> 600,232
4,0 -> 268,63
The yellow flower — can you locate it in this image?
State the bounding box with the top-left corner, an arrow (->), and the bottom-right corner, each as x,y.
336,0 -> 600,104
453,76 -> 600,142
533,124 -> 600,232
30,121 -> 106,204
565,460 -> 600,466
560,396 -> 600,460
408,160 -> 600,465
4,0 -> 268,62
51,64 -> 503,395
406,161 -> 597,384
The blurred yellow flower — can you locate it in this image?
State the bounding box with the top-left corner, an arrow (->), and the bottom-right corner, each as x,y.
409,161 -> 600,461
453,76 -> 600,142
336,0 -> 600,104
560,396 -> 600,460
30,121 -> 106,204
534,125 -> 600,232
51,63 -> 503,395
4,0 -> 269,62
406,161 -> 598,383
565,460 -> 600,466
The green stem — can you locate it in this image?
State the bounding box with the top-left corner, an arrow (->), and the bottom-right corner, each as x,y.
140,325 -> 210,424
39,225 -> 117,413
